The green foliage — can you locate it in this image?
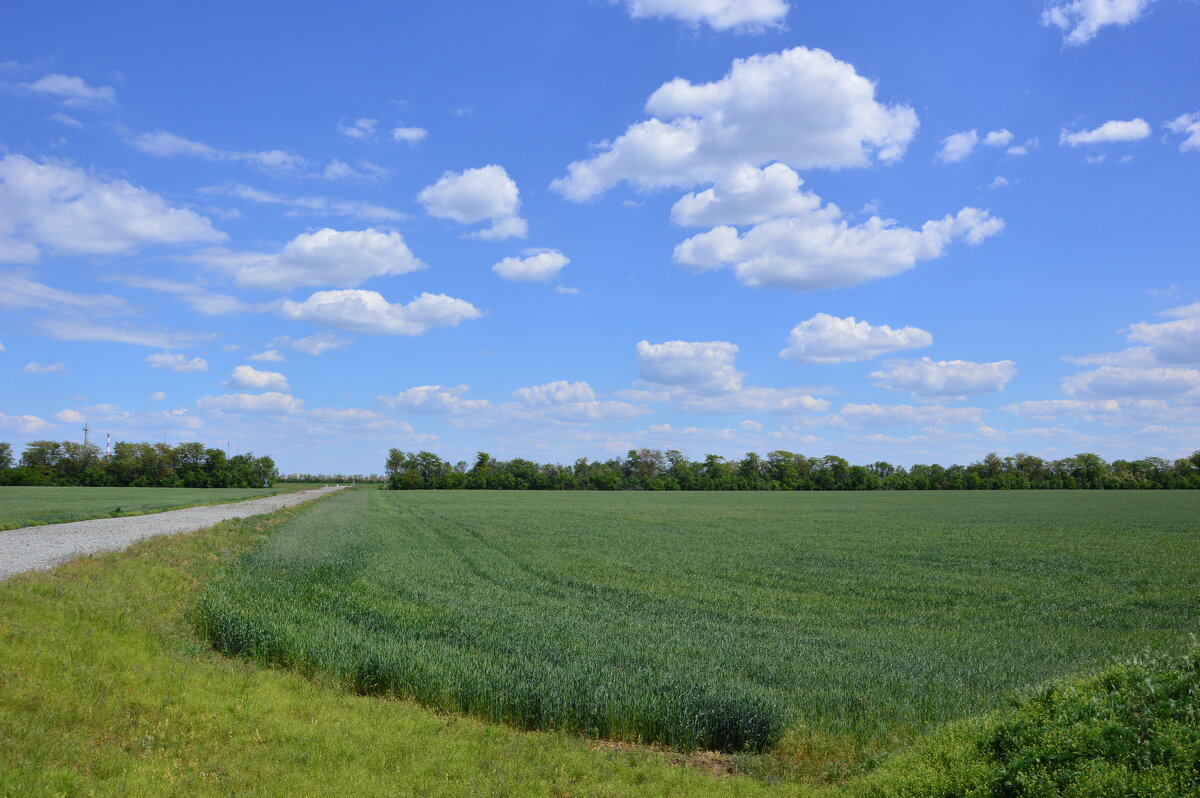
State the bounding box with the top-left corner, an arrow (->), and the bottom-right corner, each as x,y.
0,439 -> 277,489
199,490 -> 1200,758
382,448 -> 1200,491
856,644 -> 1200,796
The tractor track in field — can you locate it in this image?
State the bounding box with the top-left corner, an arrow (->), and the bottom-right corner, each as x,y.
0,486 -> 345,581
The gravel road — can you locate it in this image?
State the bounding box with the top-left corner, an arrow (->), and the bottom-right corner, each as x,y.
0,486 -> 344,581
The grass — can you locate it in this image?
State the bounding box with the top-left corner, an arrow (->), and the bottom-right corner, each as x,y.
0,495 -> 817,797
2,490 -> 1197,796
198,490 -> 1200,759
0,484 -> 318,531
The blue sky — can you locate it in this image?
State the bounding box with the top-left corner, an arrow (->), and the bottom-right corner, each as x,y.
2,0 -> 1198,474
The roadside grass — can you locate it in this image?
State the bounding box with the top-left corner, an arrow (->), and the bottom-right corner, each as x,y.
0,484 -> 319,531
0,498 -> 821,798
198,489 -> 1200,758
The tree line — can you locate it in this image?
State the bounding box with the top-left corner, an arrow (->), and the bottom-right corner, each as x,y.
0,440 -> 278,488
385,448 -> 1200,491
277,473 -> 386,484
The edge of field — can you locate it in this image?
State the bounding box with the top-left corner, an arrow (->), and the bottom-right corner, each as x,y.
4,489 -> 1195,797
0,483 -> 327,532
0,488 -> 823,798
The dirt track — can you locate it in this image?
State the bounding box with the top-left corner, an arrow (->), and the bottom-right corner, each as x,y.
0,486 -> 344,581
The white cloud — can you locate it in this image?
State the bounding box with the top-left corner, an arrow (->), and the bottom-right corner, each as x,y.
469,215 -> 528,241
936,130 -> 978,163
379,381 -> 644,426
417,165 -> 527,240
673,200 -> 1003,292
321,158 -> 386,182
0,154 -> 225,262
552,47 -> 919,201
195,227 -> 424,291
0,411 -> 50,434
670,163 -> 820,227
987,176 -> 1013,189
1125,316 -> 1200,364
391,126 -> 428,144
1165,112 -> 1200,152
247,349 -> 285,363
37,318 -> 214,349
1062,366 -> 1200,398
493,250 -> 569,282
196,392 -> 304,414
46,402 -> 202,439
779,313 -> 932,363
132,130 -> 308,172
54,409 -> 86,424
199,184 -> 405,223
629,339 -> 830,413
670,387 -> 829,414
108,275 -> 254,315
1059,119 -> 1150,146
833,403 -> 984,427
223,364 -> 290,392
512,380 -> 598,405
0,340 -> 5,351
511,380 -> 647,422
1042,0 -> 1157,46
145,352 -> 209,373
616,0 -> 788,31
636,339 -> 744,393
279,290 -> 482,335
870,357 -> 1017,397
1002,397 -> 1184,424
379,384 -> 489,414
0,272 -> 127,313
1160,301 -> 1200,320
20,73 -> 115,106
48,112 -> 82,128
1062,346 -> 1158,368
21,361 -> 66,375
149,391 -> 166,401
338,118 -> 377,139
982,129 -> 1014,147
271,332 -> 352,356
307,407 -> 385,425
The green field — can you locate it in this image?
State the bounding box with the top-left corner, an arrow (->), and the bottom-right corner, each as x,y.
0,484 -> 317,530
199,490 -> 1200,762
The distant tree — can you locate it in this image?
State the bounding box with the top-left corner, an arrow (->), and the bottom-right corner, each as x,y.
20,440 -> 63,470
0,442 -> 12,470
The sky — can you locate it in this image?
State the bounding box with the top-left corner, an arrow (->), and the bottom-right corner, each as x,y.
1,0 -> 1198,474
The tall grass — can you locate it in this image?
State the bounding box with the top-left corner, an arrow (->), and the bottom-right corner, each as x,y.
198,490 -> 1200,755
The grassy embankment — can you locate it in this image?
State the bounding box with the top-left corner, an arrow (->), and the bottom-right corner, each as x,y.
199,490 -> 1200,761
2,489 -> 1197,795
0,484 -> 322,531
